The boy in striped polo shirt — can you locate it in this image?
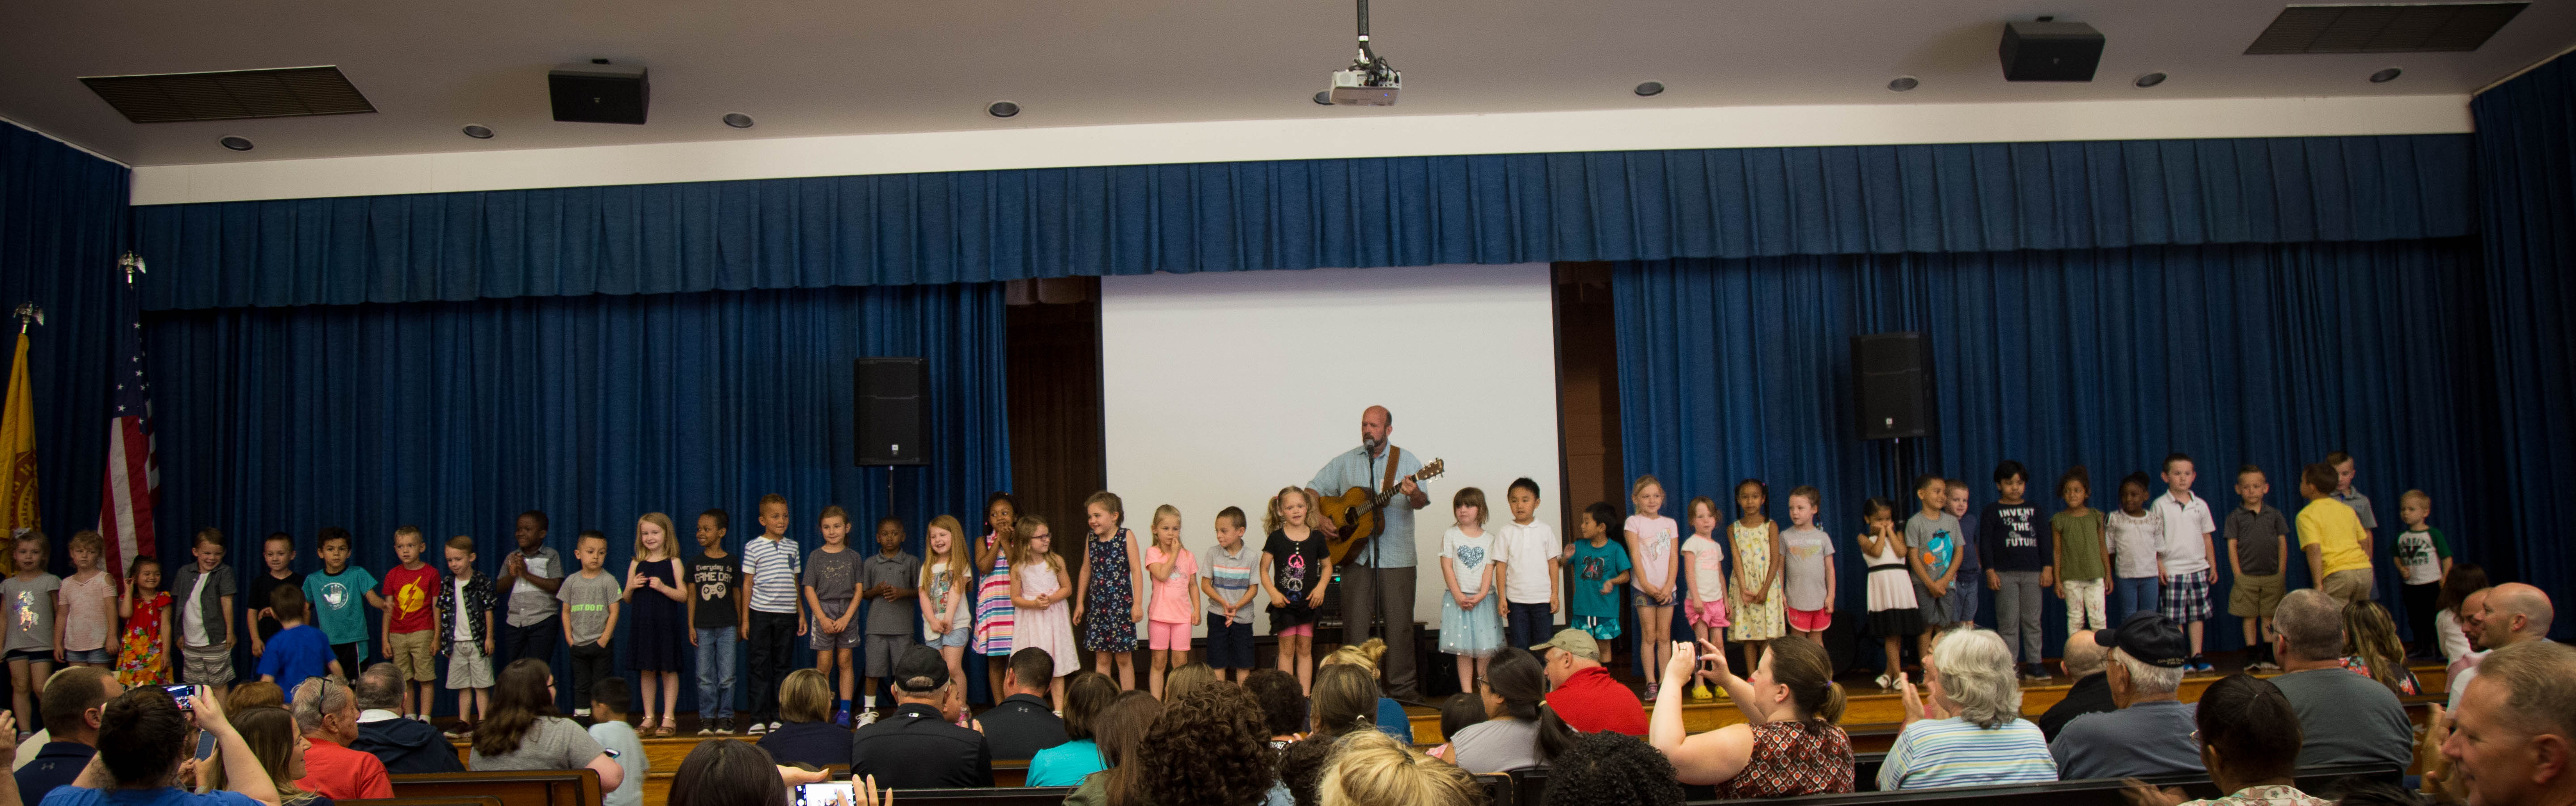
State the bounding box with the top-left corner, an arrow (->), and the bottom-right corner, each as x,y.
741,493 -> 805,734
1199,507 -> 1258,682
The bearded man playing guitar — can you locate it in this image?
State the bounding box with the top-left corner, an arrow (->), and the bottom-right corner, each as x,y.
1307,404 -> 1432,700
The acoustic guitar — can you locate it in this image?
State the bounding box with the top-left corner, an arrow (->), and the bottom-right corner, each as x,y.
1317,458 -> 1445,565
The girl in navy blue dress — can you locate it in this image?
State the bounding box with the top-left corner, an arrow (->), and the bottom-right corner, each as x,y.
1075,491 -> 1144,690
626,512 -> 689,735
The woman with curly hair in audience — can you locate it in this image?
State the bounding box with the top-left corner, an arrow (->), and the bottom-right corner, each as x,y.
1877,627 -> 2056,789
42,685 -> 280,806
1546,731 -> 1688,806
1650,636 -> 1854,795
1315,730 -> 1482,806
1063,691 -> 1163,806
1128,683 -> 1276,806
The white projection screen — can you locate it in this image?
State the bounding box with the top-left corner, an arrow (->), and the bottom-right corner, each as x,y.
1100,263 -> 1564,639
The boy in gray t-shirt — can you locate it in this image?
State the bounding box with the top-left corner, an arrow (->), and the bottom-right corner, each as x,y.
556,532 -> 623,714
855,518 -> 920,714
1906,476 -> 1965,662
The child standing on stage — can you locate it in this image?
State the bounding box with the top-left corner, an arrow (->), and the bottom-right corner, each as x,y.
921,515 -> 974,701
1979,462 -> 2053,679
686,509 -> 742,734
1730,480 -> 1786,666
116,557 -> 171,685
1075,491 -> 1144,690
57,531 -> 119,669
1943,478 -> 1982,628
557,530 -> 621,717
1903,476 -> 1959,668
1857,497 -> 1920,690
2052,467 -> 2109,633
1568,501 -> 1631,667
805,509 -> 862,722
305,527 -> 377,680
856,516 -> 920,725
1009,516 -> 1079,703
1201,507 -> 1259,682
2393,490 -> 2451,659
1438,487 -> 1504,696
1141,505 -> 1198,698
1623,477 -> 1678,699
2225,467 -> 2289,671
440,535 -> 497,738
255,585 -> 338,699
974,493 -> 1019,701
172,529 -> 237,697
2106,472 -> 2167,626
379,526 -> 444,721
1678,496 -> 1729,696
624,513 -> 688,735
1780,486 -> 1836,646
1498,478 -> 1561,651
247,533 -> 304,662
2151,454 -> 2219,672
1261,487 -> 1331,693
5,532 -> 60,718
742,495 -> 802,735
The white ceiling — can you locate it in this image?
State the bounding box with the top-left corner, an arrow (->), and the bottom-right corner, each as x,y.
6,0 -> 2570,168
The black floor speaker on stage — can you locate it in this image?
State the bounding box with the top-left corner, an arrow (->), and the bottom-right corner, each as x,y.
1852,332 -> 1934,440
854,357 -> 929,466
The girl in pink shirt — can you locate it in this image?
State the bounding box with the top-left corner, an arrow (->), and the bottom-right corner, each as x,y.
1142,505 -> 1200,698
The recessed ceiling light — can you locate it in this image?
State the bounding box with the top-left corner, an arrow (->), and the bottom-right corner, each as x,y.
1634,81 -> 1665,97
721,113 -> 755,129
986,101 -> 1021,119
1313,90 -> 1334,106
2369,67 -> 2403,83
1888,76 -> 1920,92
2134,72 -> 2168,88
218,136 -> 254,151
462,124 -> 494,139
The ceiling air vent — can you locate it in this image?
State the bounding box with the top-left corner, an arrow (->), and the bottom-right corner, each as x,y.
2246,3 -> 2527,54
79,65 -> 375,124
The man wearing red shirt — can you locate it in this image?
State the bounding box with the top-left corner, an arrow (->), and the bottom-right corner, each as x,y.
1536,629 -> 1647,736
293,678 -> 397,800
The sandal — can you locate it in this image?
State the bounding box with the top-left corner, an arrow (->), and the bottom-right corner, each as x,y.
654,724 -> 676,738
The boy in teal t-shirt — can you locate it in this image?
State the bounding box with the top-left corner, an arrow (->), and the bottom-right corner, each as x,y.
302,527 -> 383,672
1568,501 -> 1633,666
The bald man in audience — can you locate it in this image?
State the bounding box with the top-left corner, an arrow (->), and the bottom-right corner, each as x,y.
2269,589 -> 2413,771
2442,639 -> 2576,806
2452,583 -> 2556,711
2037,630 -> 2114,741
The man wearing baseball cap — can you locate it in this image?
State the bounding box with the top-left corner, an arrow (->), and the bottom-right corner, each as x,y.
849,645 -> 994,789
1535,628 -> 1646,736
2049,611 -> 2204,780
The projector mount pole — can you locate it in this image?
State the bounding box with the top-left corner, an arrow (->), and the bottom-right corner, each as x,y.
1351,0 -> 1394,84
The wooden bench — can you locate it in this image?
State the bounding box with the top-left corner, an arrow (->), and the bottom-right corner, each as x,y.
390,769 -> 603,806
338,798 -> 506,806
1496,763 -> 2398,806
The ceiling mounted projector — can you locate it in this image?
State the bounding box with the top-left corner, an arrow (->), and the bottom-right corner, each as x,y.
550,60 -> 649,124
1328,0 -> 1401,105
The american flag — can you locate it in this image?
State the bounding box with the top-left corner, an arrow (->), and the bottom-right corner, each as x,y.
97,256 -> 157,577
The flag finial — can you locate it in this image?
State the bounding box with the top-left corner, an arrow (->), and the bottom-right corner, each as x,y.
9,303 -> 38,334
119,251 -> 147,285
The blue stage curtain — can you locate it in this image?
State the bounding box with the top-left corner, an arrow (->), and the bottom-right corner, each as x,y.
143,281 -> 1011,710
0,121 -> 129,552
1613,238 -> 2487,659
132,135 -> 2473,310
2473,53 -> 2576,638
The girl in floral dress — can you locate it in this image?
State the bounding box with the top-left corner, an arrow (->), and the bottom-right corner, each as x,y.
116,557 -> 173,686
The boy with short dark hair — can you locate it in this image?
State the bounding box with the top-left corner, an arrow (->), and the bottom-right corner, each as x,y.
558,530 -> 622,717
1567,501 -> 1631,668
379,525 -> 443,720
587,675 -> 649,806
2297,462 -> 2374,604
1943,477 -> 1982,628
2226,465 -> 2290,670
437,535 -> 497,738
305,526 -> 381,679
1200,507 -> 1258,681
741,494 -> 803,735
686,508 -> 743,735
1980,460 -> 2054,679
2151,453 -> 2219,672
853,514 -> 919,726
1906,475 -> 1963,662
258,585 -> 341,700
1498,478 -> 1562,650
247,532 -> 305,659
173,529 -> 239,697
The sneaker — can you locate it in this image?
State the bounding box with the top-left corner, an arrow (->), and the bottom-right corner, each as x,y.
769,720 -> 783,732
1874,673 -> 1896,691
745,721 -> 768,736
716,718 -> 734,735
696,722 -> 714,736
854,709 -> 879,728
443,725 -> 474,739
835,706 -> 852,727
574,708 -> 592,718
1644,683 -> 1661,700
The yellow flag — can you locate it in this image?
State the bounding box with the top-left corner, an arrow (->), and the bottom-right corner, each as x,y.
0,332 -> 36,541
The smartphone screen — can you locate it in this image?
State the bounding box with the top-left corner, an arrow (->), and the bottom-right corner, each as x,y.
164,684 -> 196,711
195,731 -> 217,760
792,782 -> 853,806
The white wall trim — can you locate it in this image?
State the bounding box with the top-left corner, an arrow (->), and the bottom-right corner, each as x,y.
130,93 -> 2471,206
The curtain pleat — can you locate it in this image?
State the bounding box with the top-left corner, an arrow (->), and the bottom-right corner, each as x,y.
2473,54 -> 2576,637
0,121 -> 130,547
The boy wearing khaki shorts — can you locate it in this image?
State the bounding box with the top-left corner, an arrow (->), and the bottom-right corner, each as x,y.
380,526 -> 445,720
2226,465 -> 2290,671
439,535 -> 498,738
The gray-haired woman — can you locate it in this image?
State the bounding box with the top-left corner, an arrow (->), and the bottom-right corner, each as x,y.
1877,628 -> 2058,789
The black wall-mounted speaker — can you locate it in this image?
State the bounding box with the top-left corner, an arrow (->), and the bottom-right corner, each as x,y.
549,64 -> 648,124
1999,21 -> 2105,81
1852,332 -> 1935,440
855,357 -> 929,466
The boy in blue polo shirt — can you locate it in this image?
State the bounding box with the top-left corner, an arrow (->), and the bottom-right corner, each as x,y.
259,585 -> 341,701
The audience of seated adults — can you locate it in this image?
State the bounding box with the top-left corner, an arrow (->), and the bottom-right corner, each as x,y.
1878,627 -> 2057,790
2440,639 -> 2576,806
979,648 -> 1072,759
758,669 -> 852,768
16,667 -> 121,800
2267,589 -> 2413,772
466,659 -> 625,792
1312,730 -> 1482,806
1651,637 -> 1854,795
847,645 -> 994,789
2051,612 -> 2203,780
1535,629 -> 1647,736
2449,581 -> 2555,710
2037,630 -> 2114,741
37,685 -> 280,806
224,706 -> 332,806
1028,672 -> 1124,787
287,679 -> 393,801
1318,640 -> 1415,745
1445,647 -> 1550,773
2339,601 -> 2423,697
1062,691 -> 1162,806
346,663 -> 464,773
2126,673 -> 2332,806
